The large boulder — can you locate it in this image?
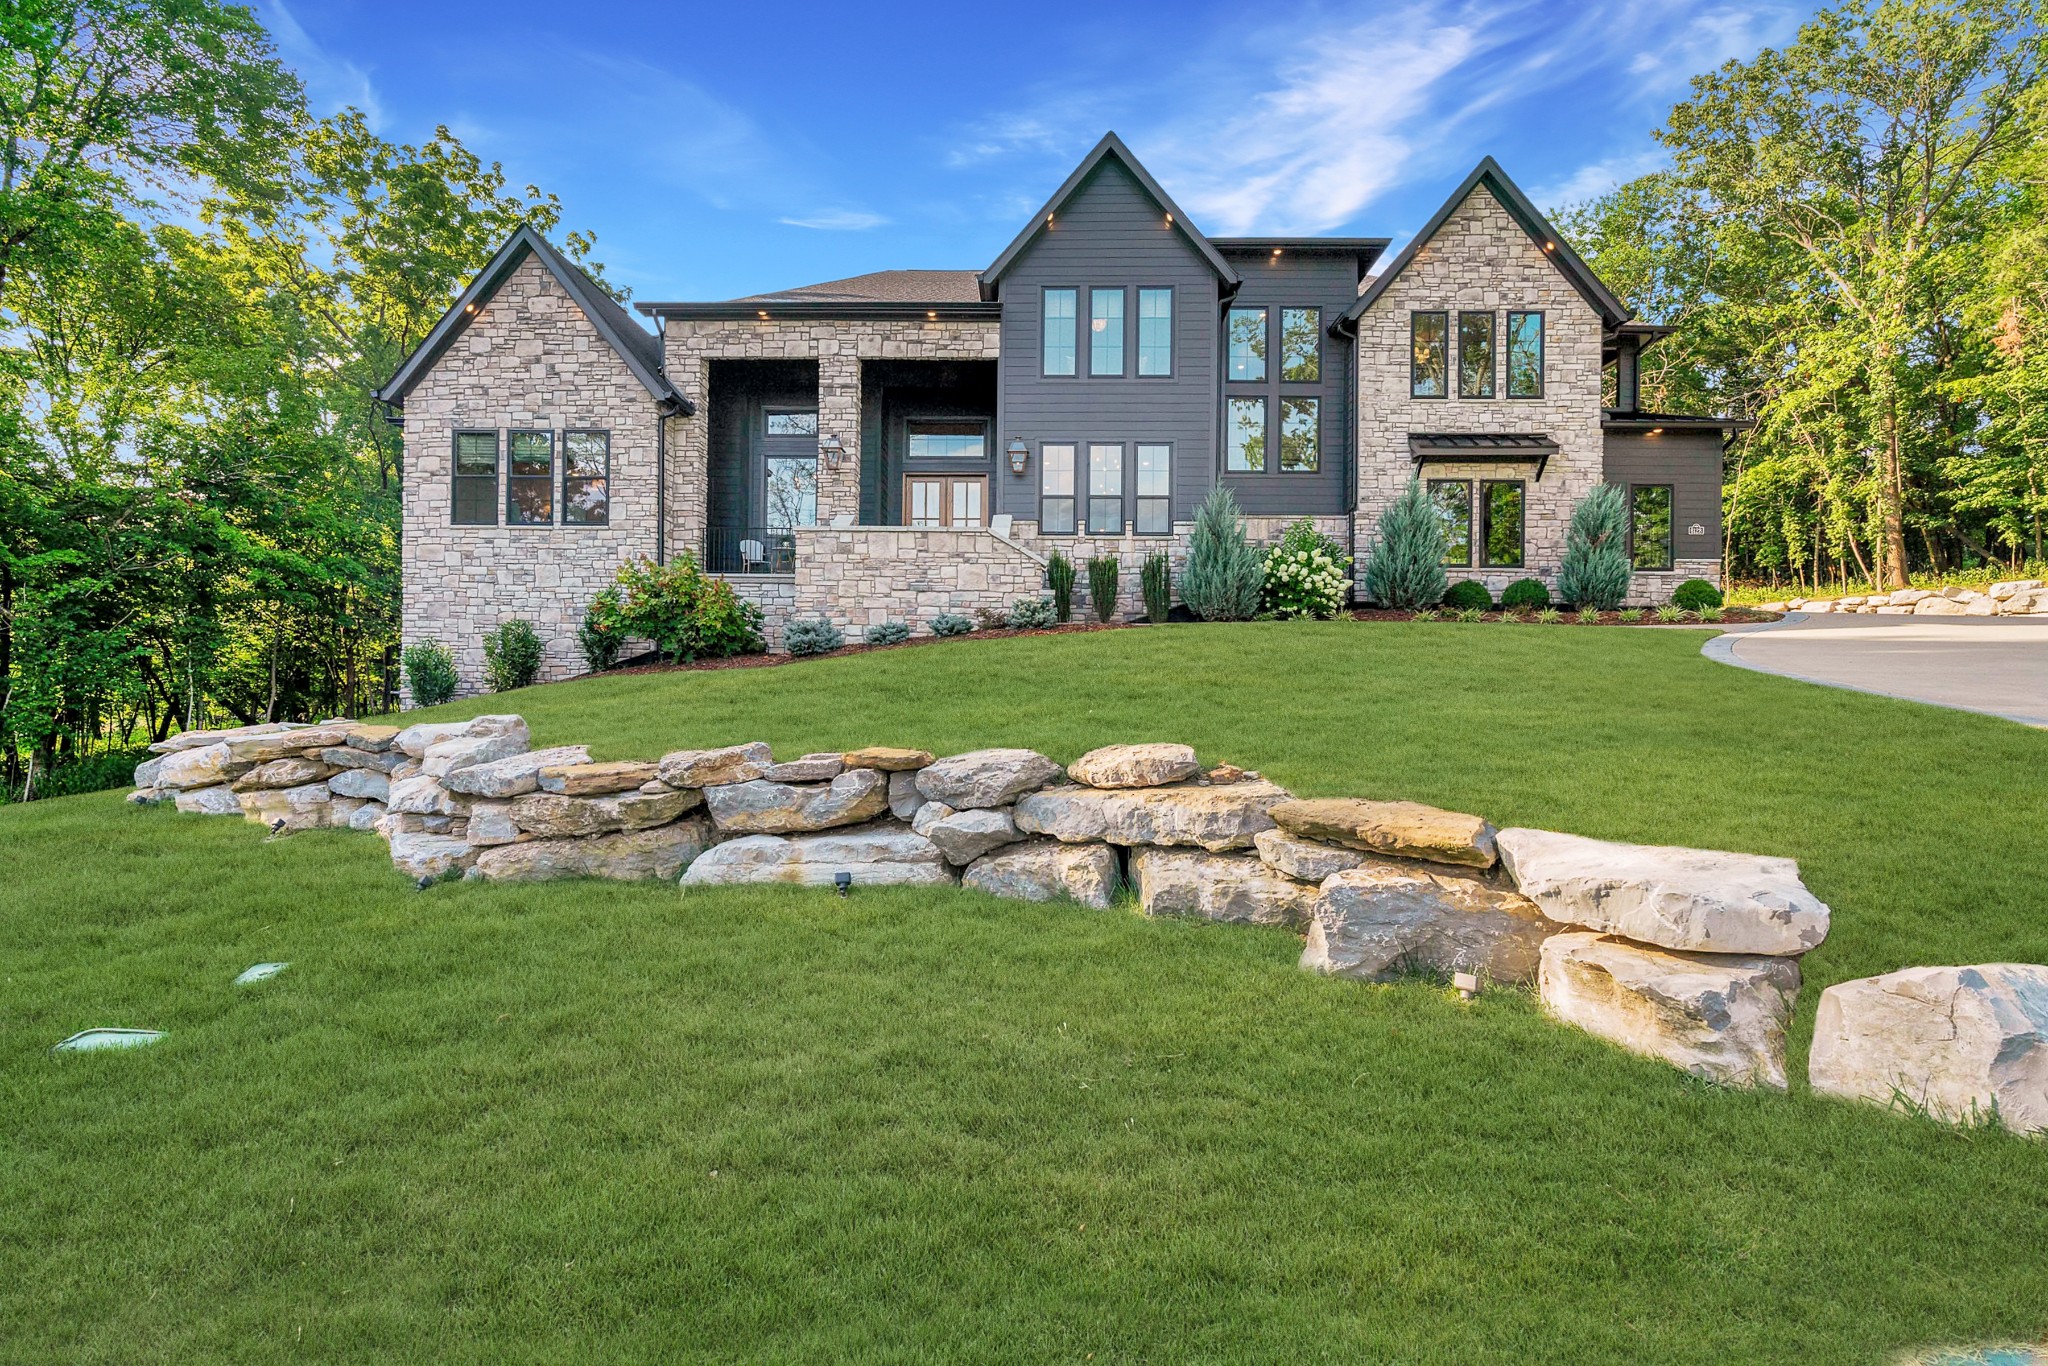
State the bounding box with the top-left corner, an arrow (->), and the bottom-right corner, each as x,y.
1496,828 -> 1829,956
1253,829 -> 1366,883
472,817 -> 716,884
1301,862 -> 1561,985
1066,743 -> 1202,789
395,719 -> 476,758
154,742 -> 251,791
680,824 -> 954,887
915,748 -> 1064,809
1268,798 -> 1497,869
465,800 -> 521,845
441,746 -> 593,798
421,722 -> 531,778
172,785 -> 244,816
510,788 -> 697,838
1012,779 -> 1292,852
147,721 -> 300,755
387,772 -> 466,817
960,841 -> 1120,909
537,760 -> 660,795
319,745 -> 408,774
764,754 -> 845,783
656,742 -> 774,789
132,754 -> 168,789
346,801 -> 386,832
1129,848 -> 1316,927
912,802 -> 1025,866
389,831 -> 479,879
231,756 -> 340,792
1539,933 -> 1801,1089
236,781 -> 334,831
223,725 -> 356,765
1808,964 -> 2048,1135
702,769 -> 889,834
341,724 -> 403,753
887,770 -> 923,820
327,767 -> 390,802
842,746 -> 934,772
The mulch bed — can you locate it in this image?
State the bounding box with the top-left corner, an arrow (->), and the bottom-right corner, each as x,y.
1348,606 -> 1782,625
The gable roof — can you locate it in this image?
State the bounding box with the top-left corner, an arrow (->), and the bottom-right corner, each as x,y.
1335,157 -> 1630,332
978,132 -> 1241,301
375,225 -> 687,412
742,269 -> 984,305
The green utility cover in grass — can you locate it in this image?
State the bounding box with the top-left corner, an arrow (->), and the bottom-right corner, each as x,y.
234,962 -> 289,985
51,1028 -> 165,1054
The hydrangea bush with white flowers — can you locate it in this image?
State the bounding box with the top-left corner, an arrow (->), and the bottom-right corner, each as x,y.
1262,520 -> 1354,619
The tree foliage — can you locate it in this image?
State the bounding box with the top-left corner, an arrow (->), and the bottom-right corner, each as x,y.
1361,480 -> 1449,609
1181,488 -> 1265,621
1556,485 -> 1634,610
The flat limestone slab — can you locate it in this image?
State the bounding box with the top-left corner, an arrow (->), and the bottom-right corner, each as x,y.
1013,780 -> 1292,852
1253,829 -> 1366,883
1497,828 -> 1829,956
960,841 -> 1120,909
1302,862 -> 1560,985
702,769 -> 890,834
472,817 -> 714,883
1129,848 -> 1315,927
912,802 -> 1026,866
1066,743 -> 1201,789
1808,964 -> 2048,1134
657,742 -> 773,789
511,788 -> 698,838
172,784 -> 244,816
1539,932 -> 1801,1089
441,746 -> 593,798
680,824 -> 955,888
1268,798 -> 1497,869
915,749 -> 1064,809
538,760 -> 660,795
842,746 -> 934,772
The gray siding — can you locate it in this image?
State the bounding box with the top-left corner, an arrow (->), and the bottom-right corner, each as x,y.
994,158 -> 1222,525
1217,249 -> 1356,516
1602,430 -> 1723,558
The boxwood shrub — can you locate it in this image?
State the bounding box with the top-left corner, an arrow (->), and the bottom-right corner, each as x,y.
1671,578 -> 1724,611
1442,580 -> 1493,611
1500,578 -> 1551,610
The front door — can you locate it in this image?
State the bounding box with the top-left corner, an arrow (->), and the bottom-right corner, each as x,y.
904,475 -> 986,528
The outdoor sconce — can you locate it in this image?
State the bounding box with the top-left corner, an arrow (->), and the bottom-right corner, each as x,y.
819,434 -> 845,467
1007,438 -> 1030,477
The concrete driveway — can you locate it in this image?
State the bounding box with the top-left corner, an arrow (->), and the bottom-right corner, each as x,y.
1703,613 -> 2048,728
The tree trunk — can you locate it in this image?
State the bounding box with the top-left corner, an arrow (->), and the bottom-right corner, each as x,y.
1880,392 -> 1910,588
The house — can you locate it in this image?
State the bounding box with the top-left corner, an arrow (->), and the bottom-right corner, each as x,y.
377,133 -> 1738,690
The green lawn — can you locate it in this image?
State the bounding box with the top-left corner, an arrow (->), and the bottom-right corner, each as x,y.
5,622 -> 2044,1362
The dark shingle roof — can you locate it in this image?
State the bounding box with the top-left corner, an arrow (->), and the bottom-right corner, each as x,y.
741,269 -> 985,304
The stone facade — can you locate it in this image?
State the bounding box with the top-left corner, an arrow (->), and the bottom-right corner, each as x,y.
1627,558 -> 1722,608
790,528 -> 1047,639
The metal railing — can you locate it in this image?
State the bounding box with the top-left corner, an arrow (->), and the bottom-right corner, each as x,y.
705,527 -> 798,575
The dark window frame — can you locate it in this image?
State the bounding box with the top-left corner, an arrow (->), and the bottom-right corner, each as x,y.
506,428 -> 556,527
1226,305 -> 1268,384
763,408 -> 819,437
1225,395 -> 1267,472
1480,479 -> 1526,569
1280,306 -> 1321,383
904,418 -> 990,464
1628,482 -> 1675,571
1278,395 -> 1320,473
1506,310 -> 1545,399
1411,310 -> 1449,399
452,429 -> 500,527
1457,311 -> 1496,399
562,428 -> 611,527
1086,441 -> 1126,536
1088,286 -> 1127,378
1428,478 -> 1474,567
1039,440 -> 1078,536
1134,441 -> 1172,535
1042,287 -> 1079,377
1136,286 -> 1175,378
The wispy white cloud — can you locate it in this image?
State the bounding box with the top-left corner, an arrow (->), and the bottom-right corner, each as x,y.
261,1 -> 382,128
779,209 -> 889,231
1533,149 -> 1670,211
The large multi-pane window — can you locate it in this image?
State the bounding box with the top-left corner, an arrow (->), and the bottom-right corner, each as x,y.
1411,311 -> 1448,398
1506,311 -> 1544,397
1226,397 -> 1266,471
1630,484 -> 1674,570
1227,307 -> 1267,382
1280,308 -> 1320,381
452,430 -> 498,525
507,430 -> 555,525
1090,288 -> 1124,376
1040,443 -> 1076,533
1087,443 -> 1124,535
1429,480 -> 1473,566
563,430 -> 610,525
1135,444 -> 1171,533
1458,312 -> 1495,398
1137,288 -> 1173,375
1279,397 -> 1319,472
1481,480 -> 1525,567
1043,289 -> 1077,376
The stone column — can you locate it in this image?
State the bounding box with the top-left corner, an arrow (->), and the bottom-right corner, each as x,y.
664,353 -> 708,563
817,349 -> 862,525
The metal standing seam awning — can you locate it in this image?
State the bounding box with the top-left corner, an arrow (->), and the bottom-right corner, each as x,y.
1408,432 -> 1558,481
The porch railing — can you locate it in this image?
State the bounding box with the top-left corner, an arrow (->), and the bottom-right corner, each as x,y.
705,526 -> 798,575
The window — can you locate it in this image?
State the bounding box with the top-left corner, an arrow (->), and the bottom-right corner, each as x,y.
1429,480 -> 1473,566
1458,312 -> 1495,399
765,458 -> 818,530
1481,480 -> 1524,567
563,430 -> 610,525
1507,311 -> 1544,398
507,430 -> 554,525
1227,307 -> 1267,382
1135,444 -> 1171,534
1281,308 -> 1320,382
1226,397 -> 1266,471
1279,397 -> 1319,472
906,421 -> 986,461
764,410 -> 818,436
1043,289 -> 1077,376
1411,312 -> 1448,398
1090,288 -> 1125,376
452,430 -> 498,525
1138,288 -> 1173,375
1040,443 -> 1076,534
1630,484 -> 1674,571
1088,443 -> 1124,535
906,476 -> 984,528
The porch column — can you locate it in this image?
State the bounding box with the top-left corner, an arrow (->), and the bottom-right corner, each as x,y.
816,350 -> 862,525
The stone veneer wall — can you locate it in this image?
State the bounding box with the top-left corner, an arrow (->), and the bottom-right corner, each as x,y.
401,255 -> 666,699
1627,558 -> 1723,607
1352,185 -> 1605,597
789,528 -> 1047,638
724,575 -> 799,652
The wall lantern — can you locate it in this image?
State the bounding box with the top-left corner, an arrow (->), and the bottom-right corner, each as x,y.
1007,438 -> 1030,477
819,434 -> 845,467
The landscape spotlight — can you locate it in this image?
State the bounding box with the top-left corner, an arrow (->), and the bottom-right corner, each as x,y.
834,872 -> 852,897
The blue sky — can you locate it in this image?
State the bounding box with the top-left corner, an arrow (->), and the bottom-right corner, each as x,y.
267,0 -> 1813,303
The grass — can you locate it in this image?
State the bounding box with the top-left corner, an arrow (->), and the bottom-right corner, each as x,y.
4,621 -> 2045,1362
1725,557 -> 2048,606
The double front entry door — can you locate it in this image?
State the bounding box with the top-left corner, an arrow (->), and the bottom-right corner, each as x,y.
903,475 -> 986,529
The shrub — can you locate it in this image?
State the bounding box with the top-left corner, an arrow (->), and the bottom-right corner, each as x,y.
1454,606 -> 1485,623
1046,550 -> 1076,623
929,613 -> 975,636
1500,578 -> 1551,610
1262,519 -> 1352,619
576,587 -> 628,672
1140,551 -> 1172,624
1442,580 -> 1493,611
974,606 -> 1010,631
1009,596 -> 1057,630
613,554 -> 764,663
1672,578 -> 1724,611
865,620 -> 911,646
1616,607 -> 1645,623
1575,605 -> 1602,624
1360,479 -> 1448,609
1556,484 -> 1632,609
402,639 -> 458,707
482,619 -> 545,693
785,617 -> 845,656
1087,556 -> 1121,622
1181,487 -> 1264,620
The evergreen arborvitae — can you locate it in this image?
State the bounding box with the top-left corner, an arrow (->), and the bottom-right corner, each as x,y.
1180,487 -> 1264,620
1557,483 -> 1633,609
1361,479 -> 1448,608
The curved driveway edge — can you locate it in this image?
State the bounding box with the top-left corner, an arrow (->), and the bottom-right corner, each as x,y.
1702,613 -> 2048,729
